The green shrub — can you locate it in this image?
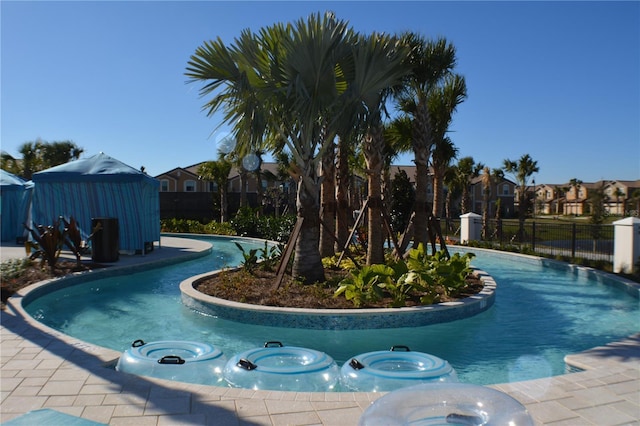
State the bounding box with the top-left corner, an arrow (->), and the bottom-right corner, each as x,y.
201,221 -> 235,235
334,264 -> 393,307
160,218 -> 234,235
334,244 -> 475,308
230,208 -> 296,242
235,242 -> 259,273
1,258 -> 34,280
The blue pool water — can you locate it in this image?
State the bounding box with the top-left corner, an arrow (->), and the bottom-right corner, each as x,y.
24,236 -> 639,387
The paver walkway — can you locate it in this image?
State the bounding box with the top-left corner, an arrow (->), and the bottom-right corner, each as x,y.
1,237 -> 638,425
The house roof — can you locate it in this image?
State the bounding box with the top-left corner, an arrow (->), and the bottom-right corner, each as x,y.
158,161 -> 288,182
605,179 -> 640,188
469,175 -> 516,186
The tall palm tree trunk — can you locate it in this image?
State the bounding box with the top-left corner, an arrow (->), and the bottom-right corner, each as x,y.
461,186 -> 471,214
220,186 -> 228,222
481,190 -> 489,240
412,103 -> 431,249
413,160 -> 430,248
335,136 -> 350,251
293,171 -> 325,284
320,143 -> 336,258
432,170 -> 445,218
255,169 -> 264,216
239,170 -> 248,208
364,126 -> 385,265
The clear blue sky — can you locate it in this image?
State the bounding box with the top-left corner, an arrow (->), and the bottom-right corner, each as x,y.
2,1 -> 639,185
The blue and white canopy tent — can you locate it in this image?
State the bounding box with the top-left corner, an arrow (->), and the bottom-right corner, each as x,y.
31,152 -> 160,254
0,170 -> 33,242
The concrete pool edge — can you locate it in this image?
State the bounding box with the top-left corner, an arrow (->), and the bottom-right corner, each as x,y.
179,268 -> 496,329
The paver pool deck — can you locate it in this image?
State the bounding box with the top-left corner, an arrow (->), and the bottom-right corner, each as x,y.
1,236 -> 638,425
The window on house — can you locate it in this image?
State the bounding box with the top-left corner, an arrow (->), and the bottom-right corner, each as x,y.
160,180 -> 169,192
184,180 -> 196,192
208,182 -> 218,192
502,184 -> 509,195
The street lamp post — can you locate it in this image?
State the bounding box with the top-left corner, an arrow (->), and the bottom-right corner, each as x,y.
532,178 -> 536,219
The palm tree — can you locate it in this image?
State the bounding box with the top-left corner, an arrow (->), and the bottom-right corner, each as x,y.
431,137 -> 458,218
186,12 -> 356,283
248,150 -> 265,216
613,186 -> 625,215
568,178 -> 583,215
40,141 -> 84,169
6,139 -> 84,180
319,138 -> 337,258
197,158 -> 232,222
480,166 -> 504,239
347,32 -> 411,265
334,132 -> 356,252
553,185 -> 564,216
271,151 -> 298,215
395,34 -> 457,249
443,164 -> 462,223
456,156 -> 483,214
428,73 -> 466,220
503,154 -> 539,240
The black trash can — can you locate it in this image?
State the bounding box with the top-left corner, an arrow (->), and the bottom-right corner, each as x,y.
91,217 -> 119,262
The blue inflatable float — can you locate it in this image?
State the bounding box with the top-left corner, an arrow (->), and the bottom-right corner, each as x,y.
340,346 -> 458,392
115,339 -> 227,385
223,341 -> 340,391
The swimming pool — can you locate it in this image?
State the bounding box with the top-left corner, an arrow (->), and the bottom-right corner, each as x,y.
22,235 -> 639,387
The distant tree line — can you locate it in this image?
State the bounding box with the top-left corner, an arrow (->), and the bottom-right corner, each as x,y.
1,139 -> 83,180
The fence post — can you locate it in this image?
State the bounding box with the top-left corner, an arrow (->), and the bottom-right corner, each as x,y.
571,223 -> 577,259
460,213 -> 481,244
613,217 -> 640,274
531,221 -> 536,251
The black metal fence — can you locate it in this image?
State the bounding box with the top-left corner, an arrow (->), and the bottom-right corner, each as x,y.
441,218 -> 614,264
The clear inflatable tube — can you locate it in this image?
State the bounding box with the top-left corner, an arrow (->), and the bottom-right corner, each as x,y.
115,339 -> 226,385
359,382 -> 534,426
341,347 -> 458,392
223,341 -> 340,391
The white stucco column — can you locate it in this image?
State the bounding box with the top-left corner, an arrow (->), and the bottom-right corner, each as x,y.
460,212 -> 481,244
613,217 -> 640,274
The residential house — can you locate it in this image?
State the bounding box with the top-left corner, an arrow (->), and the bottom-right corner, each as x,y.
469,176 -> 517,219
529,179 -> 640,217
534,183 -> 565,216
602,180 -> 640,215
155,161 -> 296,221
562,182 -> 591,216
157,162 -> 433,221
388,164 -> 432,194
158,160 -> 637,222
